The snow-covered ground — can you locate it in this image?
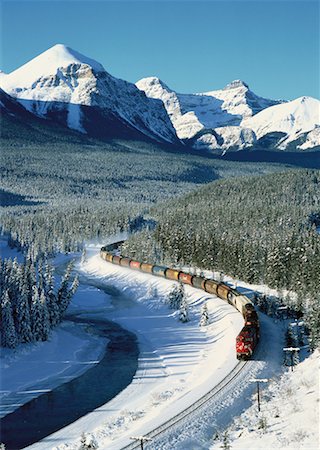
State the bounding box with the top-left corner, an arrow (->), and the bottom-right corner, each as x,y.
210,349 -> 319,450
1,241 -> 318,449
0,285 -> 109,418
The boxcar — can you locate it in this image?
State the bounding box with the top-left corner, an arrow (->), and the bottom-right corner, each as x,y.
140,263 -> 154,274
192,276 -> 206,290
112,255 -> 121,265
217,283 -> 231,301
165,269 -> 180,281
120,257 -> 131,267
104,253 -> 113,263
153,265 -> 167,277
130,260 -> 141,270
179,272 -> 193,285
204,279 -> 219,295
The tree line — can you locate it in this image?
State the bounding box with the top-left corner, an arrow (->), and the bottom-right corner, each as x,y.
0,257 -> 78,348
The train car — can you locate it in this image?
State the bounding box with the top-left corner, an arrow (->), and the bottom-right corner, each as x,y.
179,272 -> 193,285
153,265 -> 167,277
204,279 -> 219,295
130,260 -> 141,271
192,276 -> 206,290
165,268 -> 180,281
236,325 -> 258,360
217,283 -> 231,301
120,257 -> 131,267
140,263 -> 154,274
112,255 -> 122,265
104,253 -> 113,263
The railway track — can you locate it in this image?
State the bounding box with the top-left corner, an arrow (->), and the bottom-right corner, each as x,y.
120,359 -> 249,450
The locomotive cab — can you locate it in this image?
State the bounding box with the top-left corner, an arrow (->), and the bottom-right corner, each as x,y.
236,326 -> 257,360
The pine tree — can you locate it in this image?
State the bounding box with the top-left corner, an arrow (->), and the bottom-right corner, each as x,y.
167,282 -> 185,310
44,261 -> 60,326
200,302 -> 209,327
179,296 -> 190,323
39,290 -> 50,341
30,285 -> 43,341
57,263 -> 78,319
15,285 -> 33,343
306,293 -> 320,350
1,291 -> 18,348
79,432 -> 98,449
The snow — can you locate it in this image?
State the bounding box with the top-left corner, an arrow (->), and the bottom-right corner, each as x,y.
0,44 -> 104,91
0,285 -> 109,418
242,96 -> 320,141
210,349 -> 319,450
136,77 -> 281,142
1,241 -> 318,449
0,44 -> 178,143
137,76 -> 320,151
298,126 -> 320,150
18,247 -> 246,449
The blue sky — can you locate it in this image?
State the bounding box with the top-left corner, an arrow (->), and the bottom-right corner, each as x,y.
1,0 -> 319,100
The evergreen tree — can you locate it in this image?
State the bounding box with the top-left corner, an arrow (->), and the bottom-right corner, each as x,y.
167,283 -> 185,310
39,290 -> 51,341
15,285 -> 33,343
78,432 -> 98,449
179,296 -> 190,323
200,302 -> 209,327
306,293 -> 320,350
30,285 -> 43,341
1,291 -> 18,348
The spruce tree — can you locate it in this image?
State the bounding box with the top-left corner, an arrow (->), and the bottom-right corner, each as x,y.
15,285 -> 33,343
1,291 -> 18,348
179,297 -> 190,323
200,302 -> 209,327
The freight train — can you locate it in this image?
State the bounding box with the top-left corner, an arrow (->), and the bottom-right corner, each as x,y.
100,244 -> 259,359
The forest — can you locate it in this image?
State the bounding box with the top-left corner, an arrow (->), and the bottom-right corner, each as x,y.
121,170 -> 320,346
1,120 -> 319,348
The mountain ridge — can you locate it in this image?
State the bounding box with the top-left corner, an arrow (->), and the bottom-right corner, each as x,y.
1,44 -> 319,152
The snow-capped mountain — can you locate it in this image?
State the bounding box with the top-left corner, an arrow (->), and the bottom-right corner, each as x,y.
0,44 -> 179,144
242,96 -> 320,150
136,77 -> 320,152
1,44 -> 319,152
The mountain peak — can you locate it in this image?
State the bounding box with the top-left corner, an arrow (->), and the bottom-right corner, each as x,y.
224,80 -> 249,90
39,44 -> 104,72
136,76 -> 171,93
0,44 -> 105,91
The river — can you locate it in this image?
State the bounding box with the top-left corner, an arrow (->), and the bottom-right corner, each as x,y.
0,315 -> 139,450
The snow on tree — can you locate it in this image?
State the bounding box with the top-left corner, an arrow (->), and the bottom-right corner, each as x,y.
39,289 -> 50,341
199,302 -> 209,327
167,282 -> 185,310
30,285 -> 43,341
57,261 -> 78,318
15,285 -> 32,343
179,296 -> 190,323
43,261 -> 60,326
1,291 -> 18,348
78,432 -> 99,449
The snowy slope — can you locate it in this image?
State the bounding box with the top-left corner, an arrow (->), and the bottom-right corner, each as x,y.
136,77 -> 320,152
0,44 -> 179,143
210,349 -> 319,450
242,96 -> 320,150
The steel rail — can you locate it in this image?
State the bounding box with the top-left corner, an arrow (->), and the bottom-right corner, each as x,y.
120,360 -> 248,450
